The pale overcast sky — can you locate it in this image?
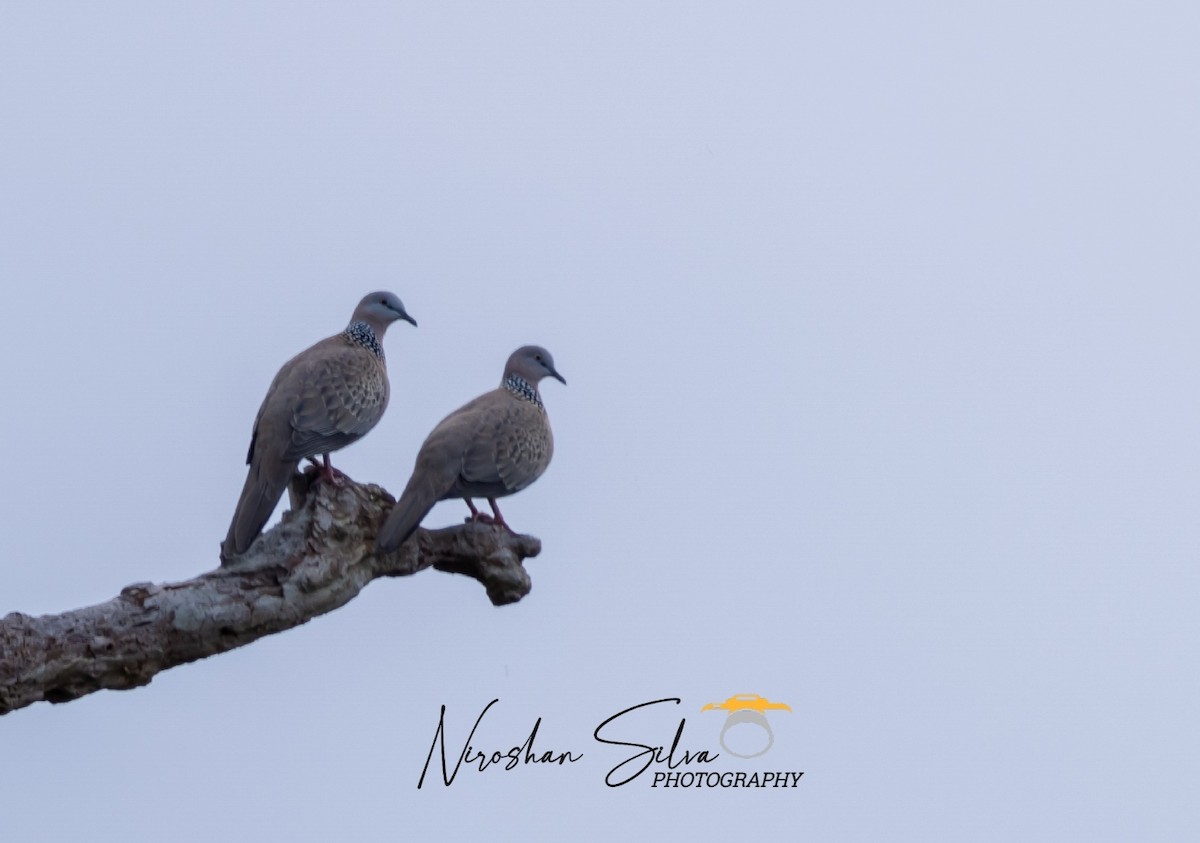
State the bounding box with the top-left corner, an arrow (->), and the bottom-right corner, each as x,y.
1,2 -> 1198,840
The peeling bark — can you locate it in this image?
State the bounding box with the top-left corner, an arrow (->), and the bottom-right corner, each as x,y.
0,470 -> 542,715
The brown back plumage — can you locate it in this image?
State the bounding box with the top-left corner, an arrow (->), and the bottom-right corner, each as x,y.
376,345 -> 564,552
221,292 -> 416,562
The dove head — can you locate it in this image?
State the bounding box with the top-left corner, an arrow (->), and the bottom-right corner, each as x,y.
351,291 -> 418,336
504,345 -> 566,387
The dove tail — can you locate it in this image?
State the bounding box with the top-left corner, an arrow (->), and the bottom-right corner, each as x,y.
376,473 -> 442,553
221,457 -> 296,563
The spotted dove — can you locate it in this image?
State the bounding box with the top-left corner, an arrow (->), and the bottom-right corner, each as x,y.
376,345 -> 565,552
221,291 -> 417,562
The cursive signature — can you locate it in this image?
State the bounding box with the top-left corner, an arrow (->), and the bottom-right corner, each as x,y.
417,698 -> 583,788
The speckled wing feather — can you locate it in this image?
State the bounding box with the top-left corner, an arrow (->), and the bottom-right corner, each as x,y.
283,338 -> 390,460
223,335 -> 389,559
460,393 -> 553,494
376,389 -> 554,552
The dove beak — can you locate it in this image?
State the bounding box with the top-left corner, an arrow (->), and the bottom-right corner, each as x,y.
399,310 -> 418,327
550,369 -> 566,385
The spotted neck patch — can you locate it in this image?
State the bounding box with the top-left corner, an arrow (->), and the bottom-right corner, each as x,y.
344,321 -> 384,360
505,374 -> 543,409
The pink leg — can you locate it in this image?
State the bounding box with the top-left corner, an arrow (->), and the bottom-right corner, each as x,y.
463,499 -> 501,525
307,454 -> 347,487
463,498 -> 492,524
486,497 -> 516,534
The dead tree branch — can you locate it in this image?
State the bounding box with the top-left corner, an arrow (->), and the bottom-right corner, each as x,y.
0,470 -> 542,715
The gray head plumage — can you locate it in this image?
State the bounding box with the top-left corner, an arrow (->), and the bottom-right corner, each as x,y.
503,345 -> 566,387
350,291 -> 418,337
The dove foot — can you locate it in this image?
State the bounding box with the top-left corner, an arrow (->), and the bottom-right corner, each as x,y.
307,455 -> 348,487
463,498 -> 488,523
485,497 -> 517,535
460,498 -> 516,533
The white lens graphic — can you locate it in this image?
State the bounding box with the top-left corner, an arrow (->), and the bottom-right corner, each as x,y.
718,709 -> 774,759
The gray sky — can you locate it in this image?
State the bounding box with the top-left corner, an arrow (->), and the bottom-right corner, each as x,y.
1,2 -> 1197,839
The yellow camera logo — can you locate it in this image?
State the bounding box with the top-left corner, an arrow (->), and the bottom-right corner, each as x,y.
701,694 -> 792,759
